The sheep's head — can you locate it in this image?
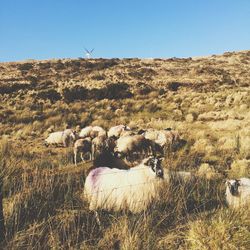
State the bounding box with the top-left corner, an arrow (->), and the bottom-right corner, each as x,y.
70,130 -> 78,141
144,156 -> 164,178
106,137 -> 116,151
226,179 -> 241,196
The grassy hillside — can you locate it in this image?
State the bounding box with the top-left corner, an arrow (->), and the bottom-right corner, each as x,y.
0,50 -> 250,249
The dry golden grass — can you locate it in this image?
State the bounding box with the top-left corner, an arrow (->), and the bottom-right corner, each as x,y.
0,50 -> 250,248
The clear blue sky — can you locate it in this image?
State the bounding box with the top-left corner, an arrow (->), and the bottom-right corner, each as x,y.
0,0 -> 250,62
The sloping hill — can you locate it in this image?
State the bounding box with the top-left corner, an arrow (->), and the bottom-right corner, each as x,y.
0,50 -> 250,249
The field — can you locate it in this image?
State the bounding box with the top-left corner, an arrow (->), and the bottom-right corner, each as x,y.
0,50 -> 250,249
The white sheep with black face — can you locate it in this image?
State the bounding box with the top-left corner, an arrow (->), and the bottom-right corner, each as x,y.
225,178 -> 250,208
84,156 -> 164,213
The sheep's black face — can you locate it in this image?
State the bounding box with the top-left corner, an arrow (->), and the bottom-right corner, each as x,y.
147,157 -> 164,178
227,180 -> 240,196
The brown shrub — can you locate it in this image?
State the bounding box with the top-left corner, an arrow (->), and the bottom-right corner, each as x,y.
36,89 -> 61,103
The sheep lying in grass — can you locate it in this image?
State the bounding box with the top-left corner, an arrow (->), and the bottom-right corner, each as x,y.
226,178 -> 250,208
74,138 -> 92,165
45,129 -> 76,147
84,156 -> 164,213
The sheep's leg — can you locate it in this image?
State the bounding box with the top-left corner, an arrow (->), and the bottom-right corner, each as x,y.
163,145 -> 167,156
94,211 -> 102,228
74,151 -> 77,166
149,145 -> 154,156
80,153 -> 85,163
88,151 -> 92,161
139,149 -> 144,160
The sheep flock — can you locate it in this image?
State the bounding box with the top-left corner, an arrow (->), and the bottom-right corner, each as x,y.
45,124 -> 250,212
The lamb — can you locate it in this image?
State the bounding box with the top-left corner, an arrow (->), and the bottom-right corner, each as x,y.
107,125 -> 131,139
74,138 -> 92,165
114,135 -> 154,161
45,129 -> 76,147
84,156 -> 164,213
225,178 -> 250,208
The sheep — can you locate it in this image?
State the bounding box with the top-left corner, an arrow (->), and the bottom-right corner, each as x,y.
142,129 -> 181,154
92,134 -> 107,159
84,156 -> 164,213
92,150 -> 131,170
45,129 -> 76,147
79,126 -> 93,138
114,135 -> 154,161
92,135 -> 117,160
107,125 -> 131,139
225,178 -> 250,208
119,130 -> 135,137
74,138 -> 92,165
79,126 -> 106,139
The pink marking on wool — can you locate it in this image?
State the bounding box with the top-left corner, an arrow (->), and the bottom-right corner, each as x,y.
89,167 -> 109,190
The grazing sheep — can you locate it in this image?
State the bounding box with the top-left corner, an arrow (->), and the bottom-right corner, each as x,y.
74,138 -> 92,165
84,156 -> 164,213
107,125 -> 131,139
79,126 -> 106,139
142,129 -> 181,154
226,178 -> 250,208
45,129 -> 76,147
92,134 -> 107,159
92,135 -> 117,160
114,135 -> 154,161
79,126 -> 93,138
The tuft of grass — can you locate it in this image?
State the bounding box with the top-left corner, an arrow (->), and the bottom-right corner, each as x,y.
228,159 -> 250,179
186,208 -> 250,250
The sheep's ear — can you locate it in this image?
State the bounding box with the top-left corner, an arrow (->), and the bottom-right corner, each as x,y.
225,180 -> 231,187
165,128 -> 172,131
138,129 -> 145,135
145,157 -> 153,166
